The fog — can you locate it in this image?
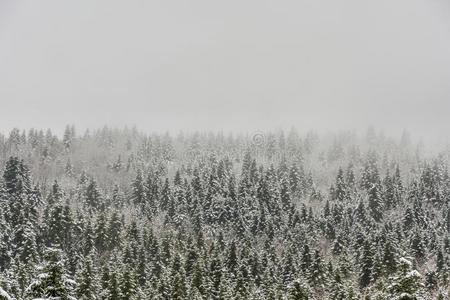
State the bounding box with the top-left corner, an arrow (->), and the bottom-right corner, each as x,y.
0,0 -> 450,138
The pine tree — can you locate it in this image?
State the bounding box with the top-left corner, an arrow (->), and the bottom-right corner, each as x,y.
107,268 -> 122,300
63,125 -> 74,150
131,171 -> 146,206
288,279 -> 310,300
411,231 -> 425,263
329,271 -> 346,300
45,196 -> 64,246
85,178 -> 102,210
382,241 -> 397,277
76,251 -> 99,299
368,183 -> 383,222
301,244 -> 312,274
0,212 -> 11,270
226,240 -> 238,275
26,247 -> 76,300
280,177 -> 292,211
82,219 -> 95,256
436,249 -> 445,276
361,151 -> 380,190
386,257 -> 424,299
359,241 -> 373,289
403,208 -> 415,231
120,268 -> 137,300
136,247 -> 147,287
3,157 -> 31,196
309,249 -> 326,288
15,219 -> 38,265
334,167 -> 348,202
171,271 -> 187,300
107,210 -> 123,250
192,259 -> 206,296
95,213 -> 108,252
65,159 -> 75,177
160,178 -> 172,211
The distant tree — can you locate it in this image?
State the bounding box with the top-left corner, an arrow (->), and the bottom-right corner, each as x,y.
3,157 -> 31,196
368,183 -> 383,222
334,167 -> 348,201
63,125 -> 75,150
131,171 -> 146,206
85,178 -> 102,210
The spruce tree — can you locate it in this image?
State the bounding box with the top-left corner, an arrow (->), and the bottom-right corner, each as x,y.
359,241 -> 373,289
26,247 -> 76,300
76,251 -> 99,299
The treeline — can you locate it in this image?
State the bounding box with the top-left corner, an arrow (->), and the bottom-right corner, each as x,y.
0,126 -> 449,299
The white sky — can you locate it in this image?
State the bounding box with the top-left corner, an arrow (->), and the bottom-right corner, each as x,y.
0,0 -> 450,137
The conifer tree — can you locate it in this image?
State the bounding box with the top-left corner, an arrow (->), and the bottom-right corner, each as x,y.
3,157 -> 31,196
386,257 -> 424,299
368,183 -> 383,222
309,249 -> 326,288
85,178 -> 102,210
334,167 -> 348,202
120,268 -> 137,300
26,247 -> 76,300
131,171 -> 146,206
288,279 -> 310,300
359,241 -> 373,289
76,251 -> 99,299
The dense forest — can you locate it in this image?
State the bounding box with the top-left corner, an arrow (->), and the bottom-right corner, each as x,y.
0,126 -> 450,299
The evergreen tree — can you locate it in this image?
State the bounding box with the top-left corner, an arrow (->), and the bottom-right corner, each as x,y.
26,247 -> 76,300
359,241 -> 373,289
386,257 -> 424,299
334,167 -> 348,202
3,157 -> 31,196
76,251 -> 99,299
131,171 -> 146,206
85,178 -> 102,210
368,183 -> 383,222
288,279 -> 310,300
120,268 -> 137,300
309,249 -> 326,288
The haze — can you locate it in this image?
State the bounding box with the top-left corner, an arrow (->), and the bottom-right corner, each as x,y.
1,0 -> 450,138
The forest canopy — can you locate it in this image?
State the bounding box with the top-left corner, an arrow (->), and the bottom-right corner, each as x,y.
0,126 -> 449,299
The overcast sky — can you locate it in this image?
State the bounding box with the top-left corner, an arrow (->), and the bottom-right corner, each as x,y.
0,0 -> 450,137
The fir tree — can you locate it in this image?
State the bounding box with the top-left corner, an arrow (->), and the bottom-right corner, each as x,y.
26,247 -> 76,300
359,241 -> 373,289
386,257 -> 424,299
76,251 -> 99,299
85,178 -> 102,211
288,279 -> 310,300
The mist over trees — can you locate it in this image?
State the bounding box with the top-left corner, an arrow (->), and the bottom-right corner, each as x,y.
0,126 -> 449,299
